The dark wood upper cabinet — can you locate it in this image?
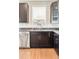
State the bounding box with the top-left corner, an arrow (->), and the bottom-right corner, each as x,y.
19,3 -> 29,23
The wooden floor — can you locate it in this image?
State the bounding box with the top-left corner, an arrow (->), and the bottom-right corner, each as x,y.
19,48 -> 58,59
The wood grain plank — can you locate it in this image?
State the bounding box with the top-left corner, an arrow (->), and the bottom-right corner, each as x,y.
19,48 -> 58,59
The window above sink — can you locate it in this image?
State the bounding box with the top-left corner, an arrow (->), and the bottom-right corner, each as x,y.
32,6 -> 46,25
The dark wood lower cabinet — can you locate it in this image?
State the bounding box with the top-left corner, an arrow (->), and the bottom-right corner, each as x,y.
30,32 -> 49,48
30,32 -> 59,48
30,32 -> 58,48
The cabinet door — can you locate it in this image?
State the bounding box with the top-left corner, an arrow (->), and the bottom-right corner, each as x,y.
19,32 -> 30,48
50,32 -> 55,47
39,32 -> 51,48
19,3 -> 28,23
30,32 -> 51,48
30,32 -> 41,48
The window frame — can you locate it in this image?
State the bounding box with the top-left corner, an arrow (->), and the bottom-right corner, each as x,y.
50,1 -> 59,24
